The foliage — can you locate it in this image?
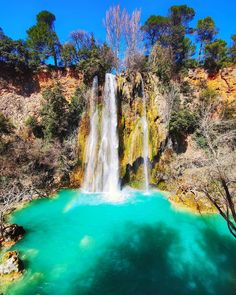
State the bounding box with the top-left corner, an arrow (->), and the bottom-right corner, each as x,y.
229,34 -> 236,63
27,10 -> 60,66
141,15 -> 170,49
143,5 -> 196,76
196,17 -> 217,62
199,87 -> 218,104
204,39 -> 229,73
68,87 -> 87,131
25,115 -> 43,138
61,43 -> 77,66
169,109 -> 198,138
0,29 -> 36,72
77,43 -> 115,84
39,84 -> 86,140
149,42 -> 172,83
40,85 -> 69,141
0,113 -> 13,136
192,131 -> 208,148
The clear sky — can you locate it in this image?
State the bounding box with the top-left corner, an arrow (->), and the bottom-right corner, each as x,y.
0,0 -> 235,44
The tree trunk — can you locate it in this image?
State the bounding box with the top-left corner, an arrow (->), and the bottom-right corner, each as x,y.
198,42 -> 203,63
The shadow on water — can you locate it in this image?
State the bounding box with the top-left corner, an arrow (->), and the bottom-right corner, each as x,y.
74,223 -> 236,295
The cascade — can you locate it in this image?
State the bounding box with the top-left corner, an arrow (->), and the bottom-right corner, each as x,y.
83,76 -> 99,191
83,74 -> 120,195
141,79 -> 150,192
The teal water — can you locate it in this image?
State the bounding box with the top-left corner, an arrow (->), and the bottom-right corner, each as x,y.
4,189 -> 236,295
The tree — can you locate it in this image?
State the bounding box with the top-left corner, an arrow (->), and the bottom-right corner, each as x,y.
61,43 -> 77,67
41,85 -> 69,140
0,29 -> 36,72
123,9 -> 146,71
103,4 -> 126,70
70,30 -> 95,53
37,10 -> 56,28
229,34 -> 236,63
196,17 -> 217,62
194,100 -> 236,237
141,15 -> 170,49
27,11 -> 60,66
142,5 -> 195,74
169,5 -> 195,27
77,43 -> 115,83
204,39 -> 228,73
168,5 -> 195,71
149,42 -> 173,83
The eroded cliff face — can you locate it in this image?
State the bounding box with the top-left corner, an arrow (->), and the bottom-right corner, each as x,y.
1,65 -> 235,194
187,66 -> 236,103
0,67 -> 83,134
71,66 -> 236,190
71,72 -> 169,188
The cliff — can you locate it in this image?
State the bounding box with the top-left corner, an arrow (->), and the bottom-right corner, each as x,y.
1,65 -> 235,212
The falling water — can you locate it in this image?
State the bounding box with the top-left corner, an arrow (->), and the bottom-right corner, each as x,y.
83,77 -> 99,191
141,79 -> 149,193
96,73 -> 120,195
83,74 -> 120,196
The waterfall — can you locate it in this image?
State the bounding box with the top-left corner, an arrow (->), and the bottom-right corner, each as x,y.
83,74 -> 120,196
83,77 -> 99,191
141,79 -> 149,192
96,73 -> 120,194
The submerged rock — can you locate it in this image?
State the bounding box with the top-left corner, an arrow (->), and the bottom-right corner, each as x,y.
0,251 -> 23,277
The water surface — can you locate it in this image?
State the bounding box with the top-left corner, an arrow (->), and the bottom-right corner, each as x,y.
5,190 -> 236,295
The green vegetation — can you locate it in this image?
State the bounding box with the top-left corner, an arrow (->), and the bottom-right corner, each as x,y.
27,84 -> 86,141
0,5 -> 235,81
27,11 -> 60,67
204,39 -> 229,73
0,113 -> 13,136
169,109 -> 198,139
230,34 -> 236,62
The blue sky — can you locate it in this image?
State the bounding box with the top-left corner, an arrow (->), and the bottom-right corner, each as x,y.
0,0 -> 235,44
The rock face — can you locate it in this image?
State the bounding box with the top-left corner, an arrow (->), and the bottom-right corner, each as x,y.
0,251 -> 23,276
71,72 -> 169,188
1,224 -> 25,246
71,67 -> 236,189
0,65 -> 235,191
187,65 -> 236,102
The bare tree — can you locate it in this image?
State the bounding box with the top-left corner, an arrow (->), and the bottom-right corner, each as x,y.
123,9 -> 145,71
196,99 -> 236,237
70,30 -> 95,57
168,96 -> 236,238
103,4 -> 126,71
0,181 -> 44,239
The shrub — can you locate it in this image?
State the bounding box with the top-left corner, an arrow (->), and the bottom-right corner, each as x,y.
26,115 -> 43,138
41,85 -> 69,141
0,113 -> 14,136
169,109 -> 198,138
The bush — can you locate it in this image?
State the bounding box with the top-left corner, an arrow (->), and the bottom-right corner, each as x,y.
169,109 -> 198,138
68,87 -> 87,131
41,85 -> 69,141
26,115 -> 43,138
0,112 -> 14,136
204,39 -> 229,73
77,44 -> 115,84
192,131 -> 208,149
